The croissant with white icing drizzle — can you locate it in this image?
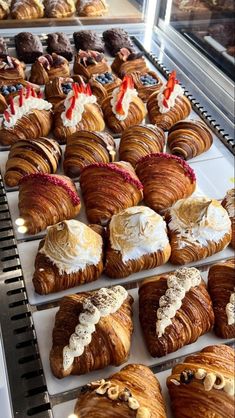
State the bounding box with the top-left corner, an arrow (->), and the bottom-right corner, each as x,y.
29,54 -> 70,85
44,0 -> 75,17
208,259 -> 235,339
74,364 -> 167,417
111,48 -> 149,77
0,56 -> 25,81
167,196 -> 232,264
73,50 -> 111,80
76,0 -> 108,16
222,189 -> 235,248
80,161 -> 143,225
167,345 -> 235,418
50,286 -> 133,378
11,0 -> 44,19
44,76 -> 74,107
18,173 -> 81,235
139,267 -> 214,357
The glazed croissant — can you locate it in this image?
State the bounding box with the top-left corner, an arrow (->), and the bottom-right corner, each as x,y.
29,54 -> 70,85
73,50 -> 111,80
76,0 -> 108,16
18,173 -> 81,235
208,259 -> 235,339
168,120 -> 213,160
75,364 -> 167,418
50,286 -> 133,378
11,0 -> 44,19
135,153 -> 196,213
89,72 -> 122,106
119,124 -> 165,168
0,56 -> 25,81
80,161 -> 143,225
44,76 -> 74,107
0,0 -> 10,19
167,196 -> 232,265
4,137 -> 61,187
44,0 -> 75,17
131,70 -> 162,102
111,48 -> 149,77
105,206 -> 171,278
167,345 -> 235,418
63,130 -> 116,178
222,189 -> 235,248
139,267 -> 214,357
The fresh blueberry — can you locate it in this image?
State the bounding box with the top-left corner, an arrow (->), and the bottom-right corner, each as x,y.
3,90 -> 9,96
10,86 -> 16,93
16,83 -> 23,90
100,80 -> 106,84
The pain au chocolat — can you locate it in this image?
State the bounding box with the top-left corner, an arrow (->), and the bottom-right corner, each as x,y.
222,188 -> 235,248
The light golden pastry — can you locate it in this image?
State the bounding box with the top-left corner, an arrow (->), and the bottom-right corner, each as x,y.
167,345 -> 235,418
0,0 -> 10,19
0,79 -> 40,113
18,173 -> 81,235
135,153 -> 196,213
139,267 -> 214,357
167,196 -> 232,265
44,76 -> 74,107
102,75 -> 147,134
0,56 -> 25,81
50,285 -> 133,378
111,48 -> 149,77
29,54 -> 70,85
80,161 -> 143,225
131,70 -> 163,102
11,0 -> 44,18
74,364 -> 167,417
222,189 -> 235,248
77,0 -> 108,16
44,0 -> 75,17
105,206 -> 171,278
208,259 -> 235,339
73,50 -> 111,80
119,124 -> 165,168
89,72 -> 122,106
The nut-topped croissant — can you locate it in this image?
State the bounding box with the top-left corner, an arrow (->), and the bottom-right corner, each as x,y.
4,137 -> 61,187
74,364 -> 167,417
119,124 -> 165,168
208,259 -> 235,339
167,196 -> 232,265
135,153 -> 196,213
50,285 -> 133,378
73,50 -> 111,80
168,120 -> 213,160
0,79 -> 40,113
33,220 -> 104,294
76,0 -> 108,16
111,48 -> 149,77
105,206 -> 171,278
131,70 -> 162,102
102,75 -> 147,134
11,0 -> 44,19
44,76 -> 74,107
139,267 -> 214,357
80,161 -> 143,225
18,173 -> 81,235
222,189 -> 235,248
167,345 -> 235,418
64,130 -> 116,178
0,56 -> 25,81
89,71 -> 122,105
0,0 -> 10,19
44,0 -> 75,17
147,71 -> 191,131
29,54 -> 70,85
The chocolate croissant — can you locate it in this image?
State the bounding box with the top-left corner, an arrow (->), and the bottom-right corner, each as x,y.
64,130 -> 116,178
139,267 -> 214,357
208,259 -> 235,339
44,76 -> 74,107
167,196 -> 232,265
131,70 -> 162,102
119,124 -> 165,168
50,286 -> 133,378
111,48 -> 149,77
167,345 -> 235,418
77,0 -> 108,16
168,120 -> 213,160
18,173 -> 81,235
136,153 -> 196,213
222,189 -> 235,248
0,56 -> 25,81
11,0 -> 44,19
89,72 -> 122,105
29,54 -> 70,85
80,161 -> 143,225
44,0 -> 75,17
0,1 -> 10,19
73,50 -> 111,80
75,364 -> 167,417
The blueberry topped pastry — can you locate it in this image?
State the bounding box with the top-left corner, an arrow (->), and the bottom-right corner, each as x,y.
131,70 -> 162,102
89,71 -> 122,105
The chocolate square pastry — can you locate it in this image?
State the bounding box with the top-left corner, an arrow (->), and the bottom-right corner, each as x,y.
103,28 -> 135,56
0,37 -> 8,58
15,32 -> 43,64
47,32 -> 73,62
73,30 -> 104,52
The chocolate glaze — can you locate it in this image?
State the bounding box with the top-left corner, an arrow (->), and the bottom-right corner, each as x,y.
103,28 -> 135,56
73,31 -> 104,53
47,33 -> 73,62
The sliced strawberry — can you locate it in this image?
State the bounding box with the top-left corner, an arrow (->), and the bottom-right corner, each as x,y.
37,91 -> 43,99
31,88 -> 36,97
9,97 -> 15,115
65,95 -> 76,120
167,77 -> 175,91
115,75 -> 134,115
73,83 -> 79,98
86,83 -> 92,96
4,109 -> 10,122
26,86 -> 31,99
169,70 -> 177,80
19,88 -> 24,107
163,87 -> 171,100
162,98 -> 169,108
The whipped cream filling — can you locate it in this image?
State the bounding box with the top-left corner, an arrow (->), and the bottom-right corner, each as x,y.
40,220 -> 102,274
226,293 -> 235,326
156,267 -> 201,337
157,83 -> 184,114
109,206 -> 169,263
63,286 -> 128,370
111,86 -> 138,121
61,90 -> 97,128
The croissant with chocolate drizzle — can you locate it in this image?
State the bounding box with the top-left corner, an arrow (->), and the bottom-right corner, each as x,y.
167,345 -> 235,418
11,0 -> 44,19
29,54 -> 70,85
131,70 -> 162,102
222,189 -> 235,248
73,50 -> 111,80
77,0 -> 108,16
44,0 -> 75,18
0,56 -> 25,81
111,48 -> 149,77
44,76 -> 74,107
18,173 -> 81,235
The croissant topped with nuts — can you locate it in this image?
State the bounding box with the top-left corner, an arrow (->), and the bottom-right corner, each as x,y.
222,188 -> 235,248
29,54 -> 70,85
111,48 -> 149,77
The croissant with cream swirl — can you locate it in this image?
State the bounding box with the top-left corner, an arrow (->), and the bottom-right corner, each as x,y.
11,0 -> 44,19
29,54 -> 70,85
222,189 -> 235,248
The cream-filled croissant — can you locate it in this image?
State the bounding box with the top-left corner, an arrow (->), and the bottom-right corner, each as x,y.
139,267 -> 214,357
167,196 -> 232,264
50,285 -> 133,378
29,53 -> 70,85
222,189 -> 235,248
105,206 -> 171,278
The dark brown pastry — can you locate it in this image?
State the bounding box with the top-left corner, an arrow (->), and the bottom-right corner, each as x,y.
0,56 -> 25,81
15,32 -> 43,64
44,76 -> 74,107
222,189 -> 235,248
131,70 -> 163,102
47,32 -> 73,62
111,48 -> 148,77
0,37 -> 8,57
89,72 -> 122,105
44,0 -> 75,17
77,0 -> 108,16
11,0 -> 44,19
103,28 -> 135,56
0,79 -> 40,113
73,50 -> 110,80
29,54 -> 70,85
73,30 -> 104,53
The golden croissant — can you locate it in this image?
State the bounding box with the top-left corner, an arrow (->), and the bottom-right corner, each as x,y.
29,54 -> 70,85
63,130 -> 116,178
50,286 -> 133,378
44,76 -> 74,107
208,259 -> 235,339
0,56 -> 25,81
167,196 -> 232,265
11,0 -> 44,18
139,267 -> 214,357
131,70 -> 163,102
74,364 -> 167,417
80,161 -> 143,225
18,173 -> 81,235
119,124 -> 165,168
89,72 -> 122,105
76,0 -> 108,16
73,50 -> 111,80
167,344 -> 235,418
135,153 -> 196,213
111,48 -> 149,77
0,1 -> 9,19
44,0 -> 75,17
222,188 -> 235,248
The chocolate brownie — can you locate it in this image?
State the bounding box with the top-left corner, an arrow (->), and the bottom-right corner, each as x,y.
15,32 -> 43,64
73,30 -> 104,52
0,37 -> 8,57
47,32 -> 73,61
103,28 -> 135,56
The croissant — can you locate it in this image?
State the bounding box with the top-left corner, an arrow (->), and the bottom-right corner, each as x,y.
111,48 -> 149,77
208,259 -> 235,339
44,76 -> 74,107
0,0 -> 10,19
102,75 -> 147,134
119,124 -> 165,168
136,153 -> 196,213
11,0 -> 44,18
139,267 -> 214,357
167,345 -> 235,418
131,70 -> 163,102
147,71 -> 192,131
29,54 -> 70,85
18,173 -> 81,235
63,130 -> 116,178
73,50 -> 110,80
89,72 -> 122,105
167,196 -> 232,265
50,285 -> 133,378
74,364 -> 167,417
0,79 -> 40,113
44,0 -> 75,17
222,189 -> 235,248
0,56 -> 25,81
77,0 -> 108,16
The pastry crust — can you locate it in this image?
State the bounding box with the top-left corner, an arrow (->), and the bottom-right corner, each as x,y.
29,54 -> 70,85
131,70 -> 163,102
44,0 -> 75,18
0,79 -> 40,113
77,0 -> 108,16
44,76 -> 74,107
73,50 -> 111,80
0,0 -> 10,19
222,189 -> 235,248
89,72 -> 122,105
11,0 -> 44,19
111,49 -> 149,77
0,56 -> 25,81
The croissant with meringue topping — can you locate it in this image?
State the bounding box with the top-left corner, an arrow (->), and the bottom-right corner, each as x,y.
0,56 -> 25,81
29,54 -> 70,86
167,345 -> 235,418
73,50 -> 111,80
11,0 -> 44,19
111,48 -> 149,78
44,0 -> 75,18
139,268 -> 214,357
77,0 -> 108,16
222,189 -> 235,248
